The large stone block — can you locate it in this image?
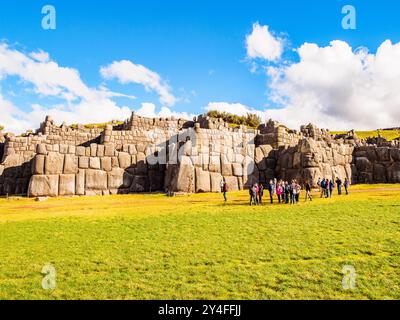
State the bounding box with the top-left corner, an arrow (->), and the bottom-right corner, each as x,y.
97,145 -> 105,157
171,164 -> 195,193
128,145 -> 137,155
89,157 -> 101,170
101,157 -> 112,172
85,169 -> 107,190
260,144 -> 273,157
64,154 -> 78,174
76,169 -> 85,195
107,168 -> 133,189
76,146 -> 86,156
90,144 -> 97,157
232,163 -> 243,176
387,162 -> 400,183
28,175 -> 59,197
373,164 -> 387,183
221,163 -> 233,176
255,147 -> 265,164
104,144 -> 115,157
118,152 -> 131,169
195,168 -> 211,193
376,147 -> 390,162
32,154 -> 45,175
366,148 -> 378,162
293,152 -> 302,169
355,157 -> 373,172
36,144 -> 48,155
59,174 -> 76,196
224,176 -> 239,191
210,172 -> 223,192
79,156 -> 89,169
130,176 -> 149,192
45,152 -> 64,175
390,148 -> 400,162
302,167 -> 322,186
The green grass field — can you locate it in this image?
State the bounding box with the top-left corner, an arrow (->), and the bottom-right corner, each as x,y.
0,185 -> 399,300
331,129 -> 400,141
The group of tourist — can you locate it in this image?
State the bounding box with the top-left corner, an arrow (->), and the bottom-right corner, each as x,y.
221,177 -> 350,204
317,177 -> 350,198
248,179 -> 305,206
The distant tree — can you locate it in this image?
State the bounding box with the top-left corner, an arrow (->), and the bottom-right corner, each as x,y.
245,113 -> 262,128
0,125 -> 4,131
206,110 -> 261,128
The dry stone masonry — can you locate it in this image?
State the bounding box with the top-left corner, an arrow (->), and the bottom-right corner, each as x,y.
0,114 -> 399,197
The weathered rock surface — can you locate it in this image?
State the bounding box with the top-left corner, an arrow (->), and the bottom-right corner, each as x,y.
1,113 -> 400,197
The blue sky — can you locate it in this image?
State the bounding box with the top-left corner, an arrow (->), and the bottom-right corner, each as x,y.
1,0 -> 400,132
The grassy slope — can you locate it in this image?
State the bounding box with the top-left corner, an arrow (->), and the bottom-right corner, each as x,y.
331,130 -> 400,141
0,185 -> 399,300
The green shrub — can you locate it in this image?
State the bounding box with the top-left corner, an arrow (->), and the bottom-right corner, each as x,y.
206,110 -> 261,128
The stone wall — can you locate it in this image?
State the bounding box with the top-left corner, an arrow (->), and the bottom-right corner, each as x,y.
166,125 -> 257,193
0,131 -> 5,163
28,142 -> 165,197
353,146 -> 400,183
1,113 -> 400,197
274,138 -> 354,185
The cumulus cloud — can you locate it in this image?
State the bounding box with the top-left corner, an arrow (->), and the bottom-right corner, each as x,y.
205,102 -> 266,122
265,40 -> 400,130
246,22 -> 283,62
136,102 -> 194,120
0,93 -> 31,133
100,60 -> 177,107
0,43 -> 137,132
0,43 -> 183,133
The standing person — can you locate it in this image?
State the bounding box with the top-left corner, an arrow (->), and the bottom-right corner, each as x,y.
328,180 -> 334,198
325,179 -> 330,198
249,185 -> 257,206
336,177 -> 342,195
276,183 -> 283,204
254,184 -> 259,205
305,180 -> 312,202
317,178 -> 321,194
344,178 -> 349,195
222,180 -> 228,202
249,185 -> 256,206
295,180 -> 301,203
320,178 -> 326,198
258,184 -> 264,204
290,180 -> 296,204
285,181 -> 290,203
268,180 -> 274,204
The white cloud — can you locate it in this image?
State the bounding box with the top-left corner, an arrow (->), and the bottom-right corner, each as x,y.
0,93 -> 31,133
265,40 -> 400,130
0,43 -> 185,134
136,102 -> 194,120
205,102 -> 266,122
100,60 -> 177,107
29,50 -> 50,63
246,22 -> 283,62
0,43 -> 95,101
0,43 -> 137,132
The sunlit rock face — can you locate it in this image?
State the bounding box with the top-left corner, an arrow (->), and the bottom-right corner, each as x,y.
1,113 -> 399,197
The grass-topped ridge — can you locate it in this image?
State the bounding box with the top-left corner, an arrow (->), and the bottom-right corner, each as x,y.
331,129 -> 400,141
